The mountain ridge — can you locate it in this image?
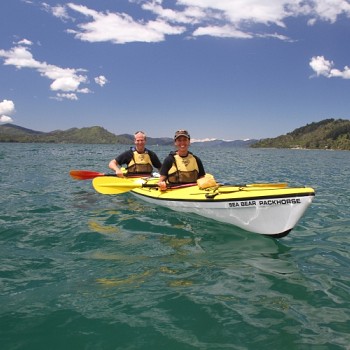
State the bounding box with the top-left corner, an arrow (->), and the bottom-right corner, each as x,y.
1,118 -> 349,150
0,123 -> 255,147
251,118 -> 350,150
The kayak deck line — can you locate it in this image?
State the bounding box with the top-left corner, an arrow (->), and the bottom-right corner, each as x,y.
130,188 -> 315,203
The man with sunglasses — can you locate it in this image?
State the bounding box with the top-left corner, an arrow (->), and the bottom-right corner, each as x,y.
109,131 -> 162,177
158,130 -> 205,190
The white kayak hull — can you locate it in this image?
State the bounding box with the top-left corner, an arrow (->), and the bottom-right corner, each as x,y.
131,188 -> 315,237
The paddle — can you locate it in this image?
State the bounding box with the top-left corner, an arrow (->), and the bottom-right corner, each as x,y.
69,169 -> 153,180
92,177 -> 198,195
70,170 -> 109,180
93,177 -> 159,195
92,176 -> 288,196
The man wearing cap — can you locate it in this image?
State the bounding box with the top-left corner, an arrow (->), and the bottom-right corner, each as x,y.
158,130 -> 205,190
109,131 -> 162,177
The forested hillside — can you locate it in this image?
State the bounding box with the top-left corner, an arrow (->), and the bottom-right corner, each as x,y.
0,124 -> 172,145
251,119 -> 350,150
1,119 -> 350,150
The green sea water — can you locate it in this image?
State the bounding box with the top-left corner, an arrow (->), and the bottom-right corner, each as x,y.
1,143 -> 350,350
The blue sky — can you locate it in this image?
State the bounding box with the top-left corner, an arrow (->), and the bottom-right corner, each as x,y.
1,0 -> 350,140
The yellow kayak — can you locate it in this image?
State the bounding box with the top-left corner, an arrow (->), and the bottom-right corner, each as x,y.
92,176 -> 315,238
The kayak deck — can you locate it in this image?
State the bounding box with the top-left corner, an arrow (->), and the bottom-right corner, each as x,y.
131,182 -> 314,202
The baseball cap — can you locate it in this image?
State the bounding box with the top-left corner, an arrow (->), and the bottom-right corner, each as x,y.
174,129 -> 190,140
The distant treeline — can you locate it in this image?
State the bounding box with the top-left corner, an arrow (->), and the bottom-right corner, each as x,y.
251,118 -> 350,150
0,125 -> 173,145
1,118 -> 350,150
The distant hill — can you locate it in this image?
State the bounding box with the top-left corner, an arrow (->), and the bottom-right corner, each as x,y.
0,124 -> 120,144
0,124 -> 44,136
1,119 -> 349,150
251,118 -> 350,150
0,124 -> 174,145
0,123 -> 253,146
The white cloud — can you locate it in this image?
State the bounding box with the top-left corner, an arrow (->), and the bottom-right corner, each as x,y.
0,99 -> 15,115
311,0 -> 350,23
42,2 -> 71,21
193,25 -> 253,39
43,0 -> 350,44
0,115 -> 14,123
176,0 -> 350,25
65,3 -> 185,44
78,88 -> 91,94
0,99 -> 15,123
95,75 -> 108,87
0,44 -> 92,100
49,74 -> 86,92
309,56 -> 350,79
141,1 -> 206,25
16,38 -> 33,46
53,93 -> 78,101
177,0 -> 288,26
309,56 -> 333,77
0,46 -> 42,69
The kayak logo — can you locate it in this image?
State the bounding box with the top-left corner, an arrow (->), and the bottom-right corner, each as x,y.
258,198 -> 301,206
228,198 -> 301,208
228,201 -> 256,208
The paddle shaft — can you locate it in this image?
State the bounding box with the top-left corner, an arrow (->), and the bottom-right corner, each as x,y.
70,169 -> 152,180
92,176 -> 199,195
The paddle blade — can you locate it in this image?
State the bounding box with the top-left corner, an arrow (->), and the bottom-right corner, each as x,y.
92,177 -> 145,195
70,170 -> 105,180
